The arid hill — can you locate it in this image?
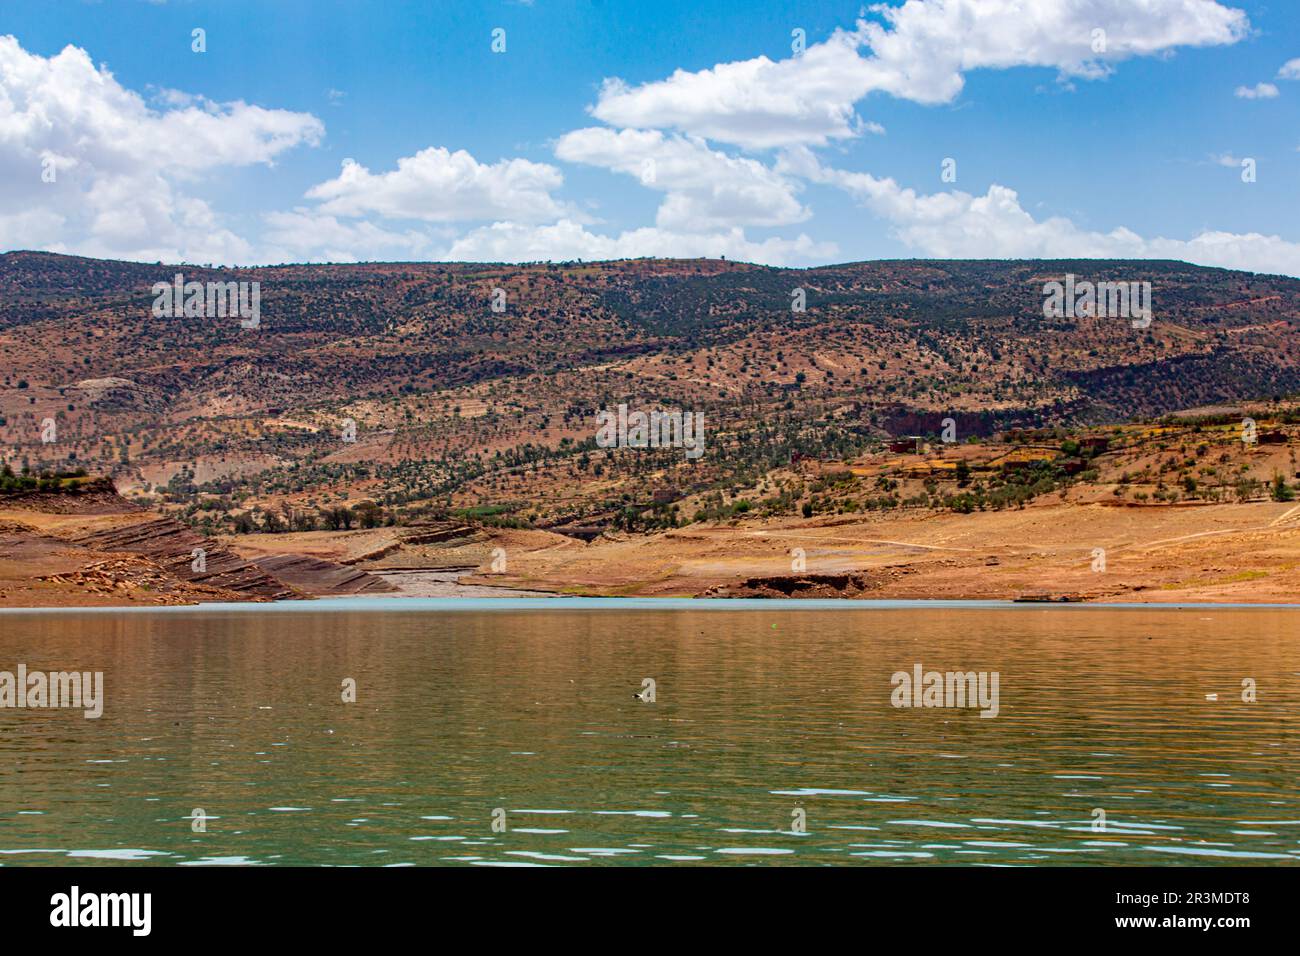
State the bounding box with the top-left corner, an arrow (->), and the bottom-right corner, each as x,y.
2,251 -> 1300,588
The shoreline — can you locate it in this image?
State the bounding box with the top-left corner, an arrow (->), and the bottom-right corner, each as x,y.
3,594 -> 1300,613
9,493 -> 1300,610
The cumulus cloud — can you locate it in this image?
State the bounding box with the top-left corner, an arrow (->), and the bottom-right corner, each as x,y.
283,134 -> 821,263
305,147 -> 571,223
0,35 -> 322,263
554,127 -> 808,230
442,218 -> 835,266
260,209 -> 444,263
591,30 -> 882,149
591,0 -> 1248,148
279,134 -> 827,264
782,148 -> 1300,276
1235,82 -> 1279,99
4,19 -> 1290,275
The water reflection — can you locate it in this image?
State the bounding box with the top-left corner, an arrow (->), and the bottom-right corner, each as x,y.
0,606 -> 1297,866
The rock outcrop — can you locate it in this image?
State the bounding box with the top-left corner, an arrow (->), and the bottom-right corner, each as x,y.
69,517 -> 301,601
254,553 -> 396,595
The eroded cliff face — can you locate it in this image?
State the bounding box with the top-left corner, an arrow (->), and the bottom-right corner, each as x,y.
0,479 -> 391,606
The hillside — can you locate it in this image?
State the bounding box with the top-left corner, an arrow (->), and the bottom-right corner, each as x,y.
2,251 -> 1300,604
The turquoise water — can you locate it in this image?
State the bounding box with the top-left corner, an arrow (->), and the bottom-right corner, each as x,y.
1,604 -> 1297,866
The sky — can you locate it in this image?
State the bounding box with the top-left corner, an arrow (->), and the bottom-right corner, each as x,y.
1,0 -> 1298,274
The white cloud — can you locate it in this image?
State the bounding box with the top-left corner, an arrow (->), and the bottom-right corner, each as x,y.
443,218 -> 835,266
260,209 -> 443,263
591,30 -> 882,149
284,134 -> 826,264
785,148 -> 1300,276
554,127 -> 808,230
591,0 -> 1248,148
1235,82 -> 1279,99
5,22 -> 1286,275
0,35 -> 322,263
1278,58 -> 1300,80
305,147 -> 571,223
0,206 -> 66,252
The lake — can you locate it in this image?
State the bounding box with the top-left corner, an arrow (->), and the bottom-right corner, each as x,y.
1,600 -> 1297,866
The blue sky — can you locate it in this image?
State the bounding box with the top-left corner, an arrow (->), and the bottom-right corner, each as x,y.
1,0 -> 1298,273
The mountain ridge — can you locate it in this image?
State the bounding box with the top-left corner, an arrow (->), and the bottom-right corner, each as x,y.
2,251 -> 1299,540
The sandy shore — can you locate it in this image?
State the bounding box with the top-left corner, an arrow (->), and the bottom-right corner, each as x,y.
4,498 -> 1300,607
456,500 -> 1300,604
